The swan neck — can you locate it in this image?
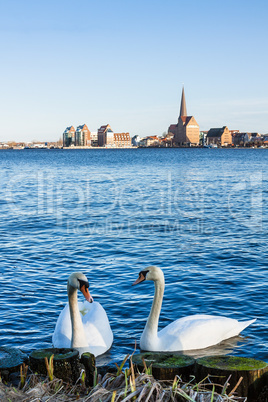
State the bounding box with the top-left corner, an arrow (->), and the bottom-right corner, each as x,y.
68,285 -> 86,347
145,278 -> 164,336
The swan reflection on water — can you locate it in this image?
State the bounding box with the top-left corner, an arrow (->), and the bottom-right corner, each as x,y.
94,335 -> 248,367
175,334 -> 249,359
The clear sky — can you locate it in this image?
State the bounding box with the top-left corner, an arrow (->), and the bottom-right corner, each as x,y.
0,0 -> 268,142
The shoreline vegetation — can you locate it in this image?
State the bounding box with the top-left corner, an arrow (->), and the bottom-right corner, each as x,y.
1,349 -> 267,401
0,358 -> 259,402
0,369 -> 255,402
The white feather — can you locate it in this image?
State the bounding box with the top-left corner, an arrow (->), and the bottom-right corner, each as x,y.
135,266 -> 255,352
52,273 -> 113,357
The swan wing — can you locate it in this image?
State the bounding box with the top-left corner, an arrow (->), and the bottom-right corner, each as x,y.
80,301 -> 113,356
158,314 -> 255,351
52,301 -> 113,356
52,304 -> 72,348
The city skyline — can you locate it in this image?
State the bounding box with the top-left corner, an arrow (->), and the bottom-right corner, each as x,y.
1,0 -> 268,142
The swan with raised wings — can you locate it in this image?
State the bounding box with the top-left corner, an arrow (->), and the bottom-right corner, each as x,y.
53,272 -> 113,357
133,266 -> 255,352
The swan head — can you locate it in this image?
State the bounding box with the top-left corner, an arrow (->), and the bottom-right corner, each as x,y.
67,272 -> 93,303
133,266 -> 164,285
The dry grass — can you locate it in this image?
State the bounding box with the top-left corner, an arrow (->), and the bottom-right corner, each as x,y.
0,356 -> 247,402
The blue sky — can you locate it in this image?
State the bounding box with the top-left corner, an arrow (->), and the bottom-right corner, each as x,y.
0,0 -> 268,142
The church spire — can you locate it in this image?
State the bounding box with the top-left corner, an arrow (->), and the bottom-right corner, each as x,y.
179,86 -> 187,117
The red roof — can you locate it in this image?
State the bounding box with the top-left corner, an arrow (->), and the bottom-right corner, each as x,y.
98,124 -> 110,134
180,116 -> 194,125
114,133 -> 130,140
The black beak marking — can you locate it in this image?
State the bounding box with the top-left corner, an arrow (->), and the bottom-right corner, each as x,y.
78,279 -> 89,290
140,270 -> 149,278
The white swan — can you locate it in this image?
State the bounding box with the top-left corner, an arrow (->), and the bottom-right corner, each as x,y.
52,272 -> 113,357
133,266 -> 256,352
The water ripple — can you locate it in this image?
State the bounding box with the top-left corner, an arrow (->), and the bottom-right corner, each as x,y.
0,149 -> 267,363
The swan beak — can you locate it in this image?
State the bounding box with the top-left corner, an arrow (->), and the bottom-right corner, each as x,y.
81,285 -> 94,303
132,272 -> 146,285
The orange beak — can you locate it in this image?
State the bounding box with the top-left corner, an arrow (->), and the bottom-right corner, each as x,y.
132,272 -> 146,285
81,285 -> 93,303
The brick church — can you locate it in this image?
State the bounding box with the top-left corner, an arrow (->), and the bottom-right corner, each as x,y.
168,87 -> 200,146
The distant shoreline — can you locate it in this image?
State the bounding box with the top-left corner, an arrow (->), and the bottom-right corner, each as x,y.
0,146 -> 268,151
0,146 -> 267,150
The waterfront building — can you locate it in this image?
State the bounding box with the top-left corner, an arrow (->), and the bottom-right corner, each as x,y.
98,124 -> 115,147
75,124 -> 91,146
168,125 -> 177,137
159,132 -> 174,147
200,131 -> 208,146
146,136 -> 160,147
132,135 -> 141,147
139,138 -> 147,147
90,132 -> 98,147
98,124 -> 131,147
63,126 -> 76,147
232,132 -> 250,147
263,136 -> 268,147
229,130 -> 240,136
249,132 -> 262,146
207,126 -> 232,146
169,87 -> 200,146
139,136 -> 160,147
114,133 -> 131,147
0,143 -> 9,148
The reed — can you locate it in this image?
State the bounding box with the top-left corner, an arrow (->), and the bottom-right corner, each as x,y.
44,353 -> 54,382
0,355 -> 252,401
19,362 -> 28,389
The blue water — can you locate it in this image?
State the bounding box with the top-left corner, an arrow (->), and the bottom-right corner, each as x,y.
0,148 -> 267,365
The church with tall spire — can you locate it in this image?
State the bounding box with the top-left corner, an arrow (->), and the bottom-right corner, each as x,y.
179,86 -> 187,117
168,86 -> 199,146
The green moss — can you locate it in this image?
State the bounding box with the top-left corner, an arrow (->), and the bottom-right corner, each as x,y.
31,350 -> 53,359
197,356 -> 268,371
156,355 -> 194,368
81,352 -> 94,358
133,353 -> 268,372
54,353 -> 75,360
30,348 -> 78,361
132,353 -> 194,368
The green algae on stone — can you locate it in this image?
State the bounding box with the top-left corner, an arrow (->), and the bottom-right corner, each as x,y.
195,355 -> 268,401
154,355 -> 194,368
30,348 -> 79,361
133,352 -> 194,367
196,356 -> 268,371
80,352 -> 96,387
132,352 -> 195,381
29,348 -> 81,383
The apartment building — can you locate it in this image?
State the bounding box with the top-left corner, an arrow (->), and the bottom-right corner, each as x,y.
63,126 -> 76,147
207,126 -> 232,146
98,124 -> 114,146
75,124 -> 91,146
98,124 -> 131,147
114,133 -> 131,147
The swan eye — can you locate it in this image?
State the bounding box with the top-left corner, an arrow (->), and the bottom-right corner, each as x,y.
78,279 -> 89,290
140,270 -> 149,279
